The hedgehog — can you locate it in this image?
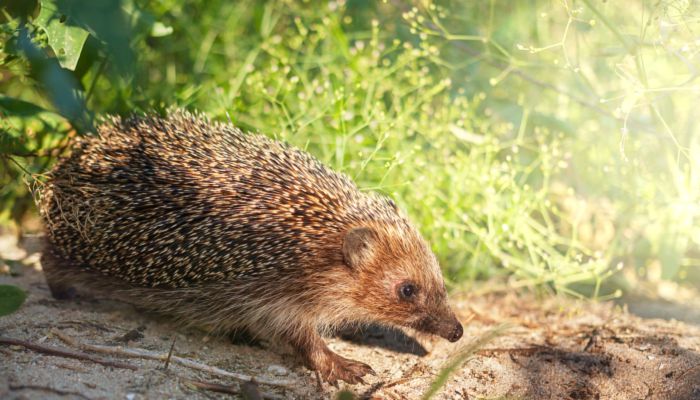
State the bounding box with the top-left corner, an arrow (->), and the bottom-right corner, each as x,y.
37,111 -> 463,384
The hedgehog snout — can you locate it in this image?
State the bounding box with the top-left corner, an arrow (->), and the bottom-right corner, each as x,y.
447,321 -> 464,342
435,315 -> 463,342
414,310 -> 463,342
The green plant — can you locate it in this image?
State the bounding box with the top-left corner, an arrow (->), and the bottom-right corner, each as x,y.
422,324 -> 510,399
0,284 -> 26,316
2,0 -> 699,294
0,0 -> 162,223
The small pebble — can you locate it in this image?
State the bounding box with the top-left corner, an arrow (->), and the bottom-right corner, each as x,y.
267,364 -> 288,376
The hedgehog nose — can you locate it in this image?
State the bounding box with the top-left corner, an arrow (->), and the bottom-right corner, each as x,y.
448,322 -> 463,342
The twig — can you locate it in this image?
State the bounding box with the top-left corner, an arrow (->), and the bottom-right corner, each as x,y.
182,378 -> 283,400
52,330 -> 294,388
508,352 -> 525,367
4,156 -> 33,176
675,363 -> 700,382
55,362 -> 88,372
183,378 -> 239,395
476,346 -> 546,356
583,328 -> 602,352
55,320 -> 115,333
163,337 -> 176,370
380,361 -> 429,391
382,376 -> 424,389
9,383 -> 92,400
0,337 -> 137,370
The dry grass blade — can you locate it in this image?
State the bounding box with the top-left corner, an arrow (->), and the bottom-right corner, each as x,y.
9,383 -> 92,400
0,336 -> 138,371
421,324 -> 511,400
163,337 -> 176,370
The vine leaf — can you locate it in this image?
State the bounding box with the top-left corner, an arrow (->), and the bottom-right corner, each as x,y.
35,0 -> 90,70
0,95 -> 49,117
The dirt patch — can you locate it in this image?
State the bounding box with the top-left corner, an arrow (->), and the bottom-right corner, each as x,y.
1,235 -> 700,399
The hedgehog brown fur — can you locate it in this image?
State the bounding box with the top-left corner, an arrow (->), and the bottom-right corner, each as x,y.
38,111 -> 463,384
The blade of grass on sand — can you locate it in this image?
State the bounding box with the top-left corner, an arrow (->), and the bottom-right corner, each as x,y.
422,324 -> 511,400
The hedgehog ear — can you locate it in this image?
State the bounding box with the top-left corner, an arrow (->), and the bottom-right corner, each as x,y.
342,227 -> 376,269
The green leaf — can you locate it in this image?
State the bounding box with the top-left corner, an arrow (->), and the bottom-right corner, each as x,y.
50,0 -> 135,75
150,22 -> 173,37
16,27 -> 91,132
335,390 -> 357,400
35,0 -> 90,70
0,285 -> 26,317
0,95 -> 49,117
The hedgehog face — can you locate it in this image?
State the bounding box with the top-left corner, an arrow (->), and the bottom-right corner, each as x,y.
342,224 -> 463,342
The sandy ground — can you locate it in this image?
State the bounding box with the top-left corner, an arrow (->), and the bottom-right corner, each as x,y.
1,234 -> 700,400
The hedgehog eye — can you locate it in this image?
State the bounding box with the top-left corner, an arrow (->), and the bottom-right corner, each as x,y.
398,282 -> 417,300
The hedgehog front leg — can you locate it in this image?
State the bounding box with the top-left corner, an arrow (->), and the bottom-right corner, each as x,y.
290,326 -> 374,385
41,240 -> 78,300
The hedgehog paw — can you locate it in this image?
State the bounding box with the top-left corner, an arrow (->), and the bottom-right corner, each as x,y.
318,353 -> 375,385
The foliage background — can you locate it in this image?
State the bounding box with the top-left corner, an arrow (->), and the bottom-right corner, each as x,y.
1,0 -> 699,298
